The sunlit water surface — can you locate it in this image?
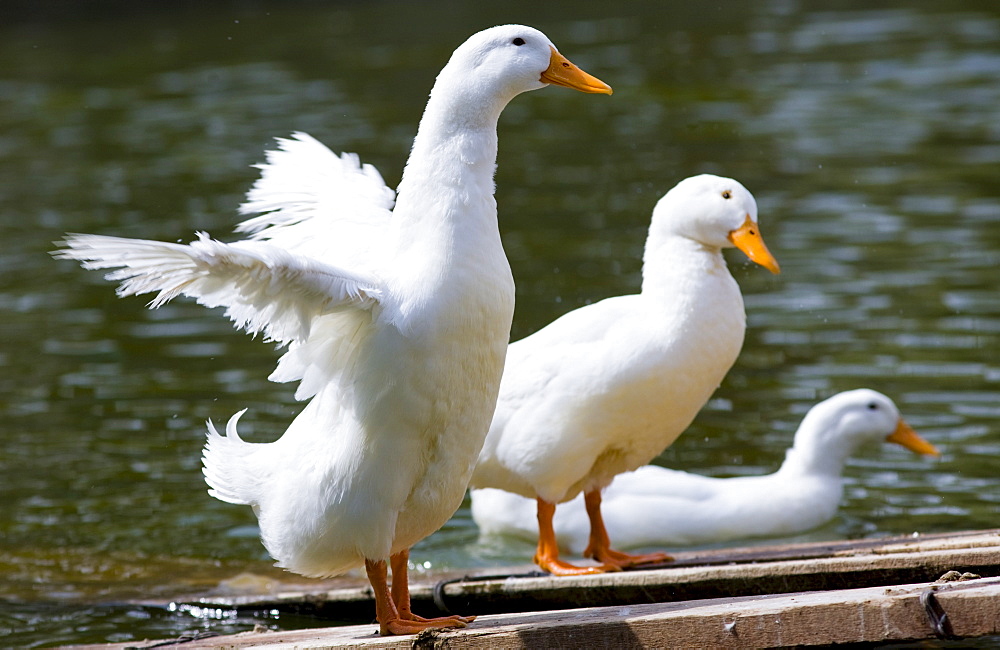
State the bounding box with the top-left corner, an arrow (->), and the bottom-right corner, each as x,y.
2,0 -> 998,646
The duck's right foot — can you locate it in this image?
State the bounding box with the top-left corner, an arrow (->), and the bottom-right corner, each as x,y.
382,614 -> 470,636
534,552 -> 621,576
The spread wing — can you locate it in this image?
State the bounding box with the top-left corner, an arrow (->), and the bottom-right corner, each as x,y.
55,132 -> 399,397
55,232 -> 382,345
55,132 -> 399,341
235,132 -> 396,268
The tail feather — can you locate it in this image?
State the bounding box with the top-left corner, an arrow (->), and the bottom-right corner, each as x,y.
202,409 -> 259,506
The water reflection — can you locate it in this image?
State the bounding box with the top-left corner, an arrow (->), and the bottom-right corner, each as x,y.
2,0 -> 998,645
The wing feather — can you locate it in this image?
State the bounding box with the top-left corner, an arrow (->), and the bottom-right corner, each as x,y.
54,132 -> 396,398
235,132 -> 395,268
55,232 -> 382,344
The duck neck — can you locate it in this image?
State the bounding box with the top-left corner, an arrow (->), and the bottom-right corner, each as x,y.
640,234 -> 730,299
778,429 -> 852,479
392,85 -> 504,243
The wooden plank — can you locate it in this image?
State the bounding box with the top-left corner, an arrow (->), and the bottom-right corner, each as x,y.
426,530 -> 1000,616
58,530 -> 1000,648
68,575 -> 1000,648
201,529 -> 1000,620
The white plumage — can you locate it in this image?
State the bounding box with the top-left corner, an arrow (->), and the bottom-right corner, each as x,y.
470,174 -> 781,575
62,229 -> 381,342
55,24 -> 611,635
472,389 -> 940,551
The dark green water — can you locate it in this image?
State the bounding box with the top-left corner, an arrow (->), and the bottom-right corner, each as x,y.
2,0 -> 998,645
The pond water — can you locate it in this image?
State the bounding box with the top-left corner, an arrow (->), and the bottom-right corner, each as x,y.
2,0 -> 998,646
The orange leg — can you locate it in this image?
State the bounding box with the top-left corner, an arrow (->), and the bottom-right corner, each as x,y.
582,489 -> 673,568
389,550 -> 474,625
533,497 -> 614,576
365,555 -> 468,636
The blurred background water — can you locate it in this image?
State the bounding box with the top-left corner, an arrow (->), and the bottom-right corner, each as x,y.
2,0 -> 998,645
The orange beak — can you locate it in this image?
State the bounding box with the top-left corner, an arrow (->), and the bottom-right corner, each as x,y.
540,46 -> 613,95
886,419 -> 940,456
727,215 -> 781,274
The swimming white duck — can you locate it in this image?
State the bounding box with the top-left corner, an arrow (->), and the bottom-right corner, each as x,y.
54,25 -> 611,635
471,389 -> 939,551
469,174 -> 780,576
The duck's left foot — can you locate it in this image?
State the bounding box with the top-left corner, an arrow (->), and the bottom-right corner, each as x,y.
584,546 -> 673,569
580,490 -> 674,569
404,612 -> 476,625
382,614 -> 469,636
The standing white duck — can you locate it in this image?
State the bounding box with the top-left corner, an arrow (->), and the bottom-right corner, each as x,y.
469,174 -> 780,576
54,25 -> 611,635
472,389 -> 940,551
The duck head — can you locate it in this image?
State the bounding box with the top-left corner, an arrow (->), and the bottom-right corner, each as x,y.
429,25 -> 612,122
652,174 -> 780,274
790,388 -> 940,476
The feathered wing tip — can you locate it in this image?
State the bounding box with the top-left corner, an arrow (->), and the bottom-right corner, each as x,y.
54,232 -> 383,348
202,408 -> 258,506
53,234 -> 201,309
235,132 -> 396,240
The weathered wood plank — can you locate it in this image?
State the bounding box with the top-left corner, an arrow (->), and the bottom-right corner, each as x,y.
70,575 -> 1000,649
202,529 -> 1000,620
427,531 -> 1000,616
58,530 -> 1000,648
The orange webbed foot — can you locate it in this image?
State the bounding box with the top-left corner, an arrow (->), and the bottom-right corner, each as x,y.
533,497 -> 620,576
581,489 -> 674,570
402,612 -> 476,625
584,546 -> 674,569
382,549 -> 476,635
383,615 -> 469,635
534,550 -> 622,576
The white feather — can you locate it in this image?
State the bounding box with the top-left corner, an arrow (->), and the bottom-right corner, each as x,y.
471,389 -> 937,551
203,409 -> 254,505
53,25 -> 608,585
471,174 -> 774,505
236,132 -> 395,271
56,232 -> 382,344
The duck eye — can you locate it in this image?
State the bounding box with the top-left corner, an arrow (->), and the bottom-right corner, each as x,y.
512,37 -> 526,46
722,191 -> 732,199
867,402 -> 878,410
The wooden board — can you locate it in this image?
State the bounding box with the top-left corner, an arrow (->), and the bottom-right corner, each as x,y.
196,528 -> 1000,620
69,575 -> 1000,648
62,529 -> 1000,648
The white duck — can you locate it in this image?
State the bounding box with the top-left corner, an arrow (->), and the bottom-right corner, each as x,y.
469,174 -> 780,576
54,25 -> 611,635
472,389 -> 940,551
